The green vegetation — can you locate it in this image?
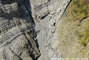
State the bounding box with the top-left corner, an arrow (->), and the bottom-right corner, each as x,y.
66,0 -> 89,21
79,29 -> 89,46
58,0 -> 89,58
76,19 -> 89,46
66,0 -> 89,46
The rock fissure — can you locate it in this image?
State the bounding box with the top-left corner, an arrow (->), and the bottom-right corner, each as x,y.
9,47 -> 23,60
78,16 -> 89,26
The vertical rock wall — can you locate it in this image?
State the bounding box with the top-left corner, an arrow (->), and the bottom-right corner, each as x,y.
30,0 -> 71,60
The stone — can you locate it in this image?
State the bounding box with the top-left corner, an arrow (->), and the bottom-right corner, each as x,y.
0,0 -> 72,60
0,0 -> 40,60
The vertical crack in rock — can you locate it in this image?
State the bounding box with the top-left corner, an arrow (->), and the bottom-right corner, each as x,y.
59,0 -> 72,21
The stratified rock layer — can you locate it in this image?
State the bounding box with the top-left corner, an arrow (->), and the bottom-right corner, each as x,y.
0,0 -> 40,60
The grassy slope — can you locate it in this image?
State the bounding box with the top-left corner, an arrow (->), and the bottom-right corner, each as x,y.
67,0 -> 89,21
57,0 -> 89,58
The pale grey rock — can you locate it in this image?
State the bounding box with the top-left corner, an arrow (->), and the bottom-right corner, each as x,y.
0,0 -> 71,60
30,0 -> 71,60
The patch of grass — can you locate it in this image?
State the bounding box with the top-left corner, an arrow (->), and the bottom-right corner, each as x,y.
79,28 -> 89,46
88,53 -> 89,57
65,0 -> 89,47
76,19 -> 89,46
62,40 -> 67,46
66,0 -> 89,21
58,0 -> 89,57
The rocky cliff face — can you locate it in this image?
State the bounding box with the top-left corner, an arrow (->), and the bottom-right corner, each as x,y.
0,0 -> 40,60
0,0 -> 82,60
30,0 -> 71,60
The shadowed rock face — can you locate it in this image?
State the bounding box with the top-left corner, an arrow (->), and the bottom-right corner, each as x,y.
0,0 -> 40,60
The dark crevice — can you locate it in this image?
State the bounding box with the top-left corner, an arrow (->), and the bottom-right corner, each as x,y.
53,22 -> 56,26
59,0 -> 72,20
16,0 -> 35,26
1,0 -> 15,4
40,12 -> 50,19
24,30 -> 41,60
79,16 -> 89,23
78,16 -> 89,26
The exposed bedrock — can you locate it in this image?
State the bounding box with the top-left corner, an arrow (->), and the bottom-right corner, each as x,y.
0,0 -> 71,60
30,0 -> 71,60
0,0 -> 40,60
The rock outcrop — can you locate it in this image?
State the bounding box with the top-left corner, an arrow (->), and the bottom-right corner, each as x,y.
0,0 -> 40,60
0,0 -> 80,60
30,0 -> 71,60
